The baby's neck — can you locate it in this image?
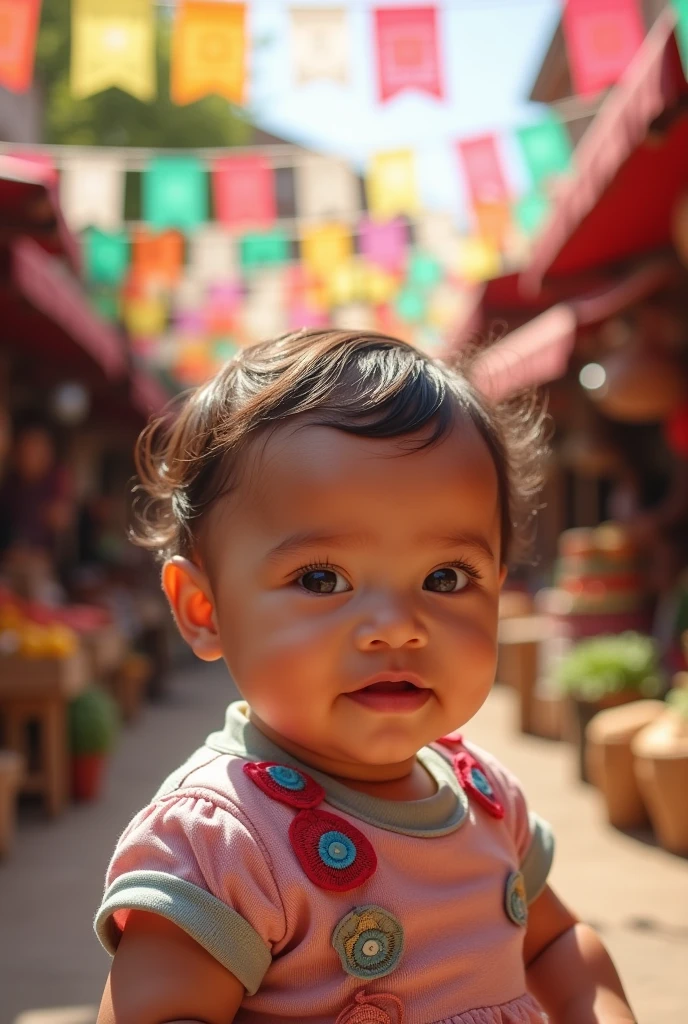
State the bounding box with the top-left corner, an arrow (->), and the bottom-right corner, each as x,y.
248,710 -> 439,802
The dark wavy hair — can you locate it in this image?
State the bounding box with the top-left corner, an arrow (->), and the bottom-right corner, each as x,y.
132,329 -> 547,564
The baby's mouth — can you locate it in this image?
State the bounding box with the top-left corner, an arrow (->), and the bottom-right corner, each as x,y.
346,678 -> 431,713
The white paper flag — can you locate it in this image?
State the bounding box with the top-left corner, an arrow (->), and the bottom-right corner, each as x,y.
289,7 -> 350,85
295,155 -> 360,221
415,213 -> 461,268
188,226 -> 237,284
60,154 -> 125,231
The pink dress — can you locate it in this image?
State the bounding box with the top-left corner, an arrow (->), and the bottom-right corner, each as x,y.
96,702 -> 553,1024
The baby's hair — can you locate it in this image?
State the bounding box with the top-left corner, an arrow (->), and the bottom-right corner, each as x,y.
132,329 -> 547,564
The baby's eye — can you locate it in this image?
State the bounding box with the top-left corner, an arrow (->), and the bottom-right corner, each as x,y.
299,568 -> 351,595
423,567 -> 470,593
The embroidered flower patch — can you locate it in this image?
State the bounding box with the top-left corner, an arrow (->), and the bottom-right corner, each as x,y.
332,905 -> 404,980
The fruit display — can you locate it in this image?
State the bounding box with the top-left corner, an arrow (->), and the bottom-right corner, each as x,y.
0,587 -> 110,662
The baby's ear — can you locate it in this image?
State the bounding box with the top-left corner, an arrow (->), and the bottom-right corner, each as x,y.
162,556 -> 222,662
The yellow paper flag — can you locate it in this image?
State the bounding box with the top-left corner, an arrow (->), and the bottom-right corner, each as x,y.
301,223 -> 353,278
71,0 -> 156,101
456,236 -> 502,284
366,150 -> 419,222
172,1 -> 247,106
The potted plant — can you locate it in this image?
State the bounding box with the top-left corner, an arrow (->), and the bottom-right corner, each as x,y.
632,687 -> 688,854
68,688 -> 119,801
555,632 -> 662,782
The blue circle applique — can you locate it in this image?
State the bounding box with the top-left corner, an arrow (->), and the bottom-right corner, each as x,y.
470,766 -> 494,798
266,765 -> 306,791
332,905 -> 404,980
318,830 -> 357,869
505,870 -> 528,927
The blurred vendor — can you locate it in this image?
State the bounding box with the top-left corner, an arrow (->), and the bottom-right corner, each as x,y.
0,420 -> 74,598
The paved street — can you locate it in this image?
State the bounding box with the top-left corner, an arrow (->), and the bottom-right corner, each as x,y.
1,659 -> 686,1024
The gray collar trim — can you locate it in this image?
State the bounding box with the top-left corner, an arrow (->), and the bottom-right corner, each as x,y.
205,701 -> 468,838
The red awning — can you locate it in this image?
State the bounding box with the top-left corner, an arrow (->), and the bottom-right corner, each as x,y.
471,259 -> 677,401
523,8 -> 688,290
11,237 -> 127,380
471,305 -> 577,401
0,155 -> 80,272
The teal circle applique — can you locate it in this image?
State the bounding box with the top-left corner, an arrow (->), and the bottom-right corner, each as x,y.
505,870 -> 528,927
470,766 -> 494,798
318,830 -> 357,869
266,764 -> 306,791
332,905 -> 404,980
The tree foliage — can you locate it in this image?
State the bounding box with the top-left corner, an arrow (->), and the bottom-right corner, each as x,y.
36,0 -> 252,148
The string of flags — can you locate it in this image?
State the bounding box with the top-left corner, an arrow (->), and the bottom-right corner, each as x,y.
3,0 -> 685,109
0,112 -> 573,387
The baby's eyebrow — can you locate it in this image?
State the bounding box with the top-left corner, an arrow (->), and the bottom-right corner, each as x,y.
421,531 -> 495,560
265,530 -> 374,562
265,529 -> 494,562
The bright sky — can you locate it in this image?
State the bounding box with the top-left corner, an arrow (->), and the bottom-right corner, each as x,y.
249,0 -> 562,227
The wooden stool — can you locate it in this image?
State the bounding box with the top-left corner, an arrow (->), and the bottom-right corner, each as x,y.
0,652 -> 87,817
497,615 -> 554,734
0,749 -> 22,856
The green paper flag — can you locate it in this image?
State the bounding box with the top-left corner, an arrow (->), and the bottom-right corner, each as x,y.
395,288 -> 426,323
673,0 -> 688,74
515,192 -> 550,236
517,117 -> 571,188
90,287 -> 121,323
240,230 -> 290,271
84,228 -> 129,285
143,156 -> 208,231
409,251 -> 442,290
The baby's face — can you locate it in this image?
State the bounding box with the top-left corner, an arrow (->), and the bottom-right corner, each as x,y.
203,417 -> 505,769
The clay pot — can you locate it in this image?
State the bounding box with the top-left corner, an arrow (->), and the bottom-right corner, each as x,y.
566,691 -> 641,783
71,753 -> 107,801
632,711 -> 688,854
590,338 -> 688,423
585,700 -> 665,829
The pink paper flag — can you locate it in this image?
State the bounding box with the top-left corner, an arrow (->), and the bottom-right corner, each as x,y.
213,155 -> 277,228
374,6 -> 443,102
563,0 -> 645,97
359,217 -> 408,273
456,135 -> 509,206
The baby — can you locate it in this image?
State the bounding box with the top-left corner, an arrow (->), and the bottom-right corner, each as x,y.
95,330 -> 635,1024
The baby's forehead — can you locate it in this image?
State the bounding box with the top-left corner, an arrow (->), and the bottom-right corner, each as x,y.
212,416 -> 501,537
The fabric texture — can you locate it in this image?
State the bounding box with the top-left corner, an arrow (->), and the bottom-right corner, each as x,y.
95,701 -> 553,1024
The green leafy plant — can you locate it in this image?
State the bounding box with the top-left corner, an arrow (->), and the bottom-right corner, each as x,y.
556,632 -> 662,702
667,687 -> 688,720
68,689 -> 120,756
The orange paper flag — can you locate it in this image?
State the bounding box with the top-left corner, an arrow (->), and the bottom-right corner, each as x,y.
0,0 -> 41,93
172,1 -> 247,106
131,229 -> 184,289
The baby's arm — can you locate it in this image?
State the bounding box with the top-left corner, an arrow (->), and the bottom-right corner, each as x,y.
524,885 -> 635,1024
97,911 -> 244,1024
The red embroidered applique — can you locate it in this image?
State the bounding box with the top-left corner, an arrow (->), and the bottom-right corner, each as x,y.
435,729 -> 464,750
243,760 -> 377,891
289,808 -> 377,892
454,750 -> 505,819
243,761 -> 325,809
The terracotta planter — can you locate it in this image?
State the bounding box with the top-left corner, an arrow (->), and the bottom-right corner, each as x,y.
585,700 -> 665,830
565,691 -> 640,783
70,753 -> 107,801
633,712 -> 688,855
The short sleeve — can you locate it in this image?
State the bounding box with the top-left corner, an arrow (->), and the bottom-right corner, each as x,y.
466,742 -> 555,905
94,789 -> 286,995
